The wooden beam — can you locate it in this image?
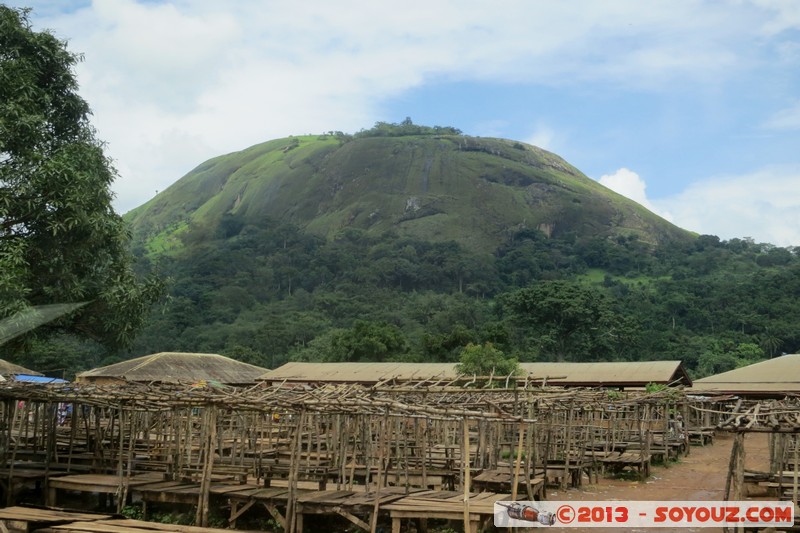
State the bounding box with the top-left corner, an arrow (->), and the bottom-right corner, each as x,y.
335,509 -> 370,532
229,500 -> 255,523
263,502 -> 286,530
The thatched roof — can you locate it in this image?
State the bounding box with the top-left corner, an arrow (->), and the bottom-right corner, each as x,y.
258,360 -> 691,387
0,359 -> 43,377
691,354 -> 800,397
76,352 -> 268,385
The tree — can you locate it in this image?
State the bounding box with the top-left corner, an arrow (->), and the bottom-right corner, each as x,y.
499,281 -> 636,361
455,342 -> 519,377
0,7 -> 163,350
327,320 -> 409,362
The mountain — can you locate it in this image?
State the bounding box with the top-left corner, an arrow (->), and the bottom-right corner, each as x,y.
125,129 -> 693,255
17,125 -> 799,379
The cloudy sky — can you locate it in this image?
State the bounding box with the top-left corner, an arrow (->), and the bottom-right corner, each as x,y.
10,0 -> 800,246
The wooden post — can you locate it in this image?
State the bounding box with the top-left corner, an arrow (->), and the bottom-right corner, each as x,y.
463,417 -> 471,533
195,406 -> 217,528
512,420 -> 525,501
421,418 -> 428,489
118,410 -> 137,512
287,409 -> 306,533
6,398 -> 24,506
792,435 -> 799,507
370,413 -> 389,533
725,432 -> 746,502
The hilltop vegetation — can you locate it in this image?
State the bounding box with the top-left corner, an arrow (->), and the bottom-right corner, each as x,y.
124,120 -> 692,258
10,122 -> 800,379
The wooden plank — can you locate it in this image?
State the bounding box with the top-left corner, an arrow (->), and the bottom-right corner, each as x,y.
335,510 -> 370,532
49,473 -> 163,493
261,503 -> 285,531
0,507 -> 113,523
296,490 -> 354,504
44,519 -> 262,532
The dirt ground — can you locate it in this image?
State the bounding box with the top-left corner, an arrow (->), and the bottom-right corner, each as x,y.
531,432 -> 774,532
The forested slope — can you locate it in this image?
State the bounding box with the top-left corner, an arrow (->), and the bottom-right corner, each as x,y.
12,124 -> 799,379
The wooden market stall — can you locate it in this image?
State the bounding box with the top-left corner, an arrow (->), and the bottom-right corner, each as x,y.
0,375 -> 701,532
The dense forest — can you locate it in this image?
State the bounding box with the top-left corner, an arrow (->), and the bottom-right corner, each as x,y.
19,216 -> 798,380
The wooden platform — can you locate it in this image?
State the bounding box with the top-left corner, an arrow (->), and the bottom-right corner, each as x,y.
47,473 -> 165,506
383,490 -> 510,533
296,486 -> 425,532
0,506 -> 262,533
471,469 -> 545,500
600,452 -> 651,480
0,506 -> 114,533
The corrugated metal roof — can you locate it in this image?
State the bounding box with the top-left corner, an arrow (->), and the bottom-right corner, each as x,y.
76,352 -> 269,385
691,354 -> 800,394
259,360 -> 690,386
520,361 -> 690,386
259,362 -> 459,383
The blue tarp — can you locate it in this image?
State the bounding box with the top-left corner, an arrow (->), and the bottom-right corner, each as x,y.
12,374 -> 68,384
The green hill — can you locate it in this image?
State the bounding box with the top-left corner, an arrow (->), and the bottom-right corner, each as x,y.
26,123 -> 787,382
125,129 -> 692,256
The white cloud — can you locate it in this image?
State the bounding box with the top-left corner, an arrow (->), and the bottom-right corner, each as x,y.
752,0 -> 800,35
524,124 -> 557,151
654,167 -> 800,247
597,168 -> 673,221
596,167 -> 800,247
11,0 -> 800,213
763,101 -> 800,130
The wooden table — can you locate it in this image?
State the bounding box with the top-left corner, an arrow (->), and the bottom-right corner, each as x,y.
47,472 -> 164,507
471,469 -> 545,500
383,490 -> 510,533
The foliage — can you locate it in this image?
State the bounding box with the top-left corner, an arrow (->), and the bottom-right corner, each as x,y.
499,281 -> 639,361
326,320 -> 409,362
606,390 -> 624,400
0,6 -> 163,353
120,505 -> 143,520
29,195 -> 800,379
456,342 -> 519,377
354,117 -> 462,137
645,382 -> 668,393
109,206 -> 800,382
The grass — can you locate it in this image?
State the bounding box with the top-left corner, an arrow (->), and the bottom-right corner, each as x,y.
130,132 -> 694,259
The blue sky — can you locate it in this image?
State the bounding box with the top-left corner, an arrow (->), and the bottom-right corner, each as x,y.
10,0 -> 800,246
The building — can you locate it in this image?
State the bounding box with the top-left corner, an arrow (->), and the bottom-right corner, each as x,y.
258,360 -> 691,388
0,359 -> 43,381
76,352 -> 269,386
691,354 -> 800,398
